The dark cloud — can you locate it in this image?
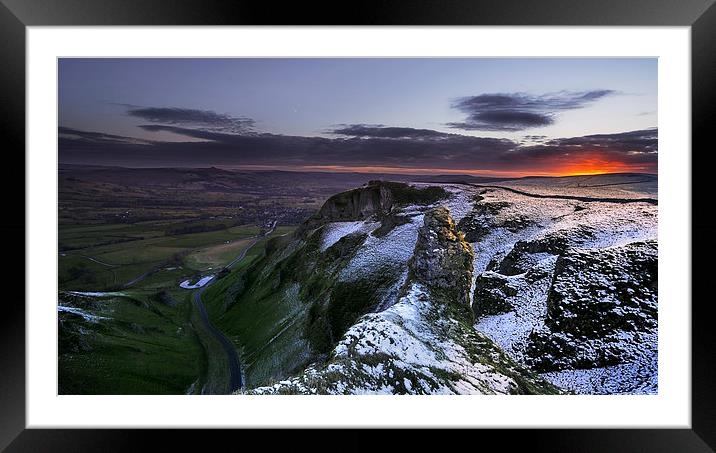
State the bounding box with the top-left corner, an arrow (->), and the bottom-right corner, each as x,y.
60,123 -> 516,170
137,124 -> 239,141
125,106 -> 255,134
521,135 -> 549,143
58,126 -> 153,145
449,111 -> 553,131
546,128 -> 657,153
331,124 -> 453,139
507,128 -> 658,164
137,124 -> 517,167
448,90 -> 617,131
58,124 -> 656,173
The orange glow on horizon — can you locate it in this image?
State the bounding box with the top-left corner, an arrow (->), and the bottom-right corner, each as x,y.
548,156 -> 652,177
298,165 -> 537,177
300,162 -> 654,178
223,159 -> 655,178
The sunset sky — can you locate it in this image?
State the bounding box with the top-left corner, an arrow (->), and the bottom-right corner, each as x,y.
58,58 -> 657,177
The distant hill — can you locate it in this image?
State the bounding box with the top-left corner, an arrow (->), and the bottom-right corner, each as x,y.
58,164 -> 512,193
59,164 -> 656,199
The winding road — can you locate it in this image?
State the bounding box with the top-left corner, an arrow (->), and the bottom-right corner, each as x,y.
193,280 -> 243,393
190,221 -> 277,393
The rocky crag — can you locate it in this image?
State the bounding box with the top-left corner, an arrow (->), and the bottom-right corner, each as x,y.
203,178 -> 657,395
245,206 -> 558,395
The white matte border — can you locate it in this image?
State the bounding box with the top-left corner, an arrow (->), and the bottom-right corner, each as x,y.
27,26 -> 691,428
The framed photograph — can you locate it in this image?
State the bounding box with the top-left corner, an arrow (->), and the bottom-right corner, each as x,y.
4,0 -> 715,450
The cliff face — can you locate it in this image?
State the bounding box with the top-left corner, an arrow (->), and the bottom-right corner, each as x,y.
245,204 -> 557,395
298,180 -> 448,235
213,181 -> 449,387
524,241 -> 658,374
300,181 -> 394,233
316,181 -> 394,221
409,207 -> 474,309
211,177 -> 657,395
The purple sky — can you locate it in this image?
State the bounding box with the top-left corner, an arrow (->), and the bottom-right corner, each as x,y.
58,58 -> 657,176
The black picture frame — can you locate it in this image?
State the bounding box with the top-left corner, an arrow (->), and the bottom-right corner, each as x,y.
2,0 -> 714,451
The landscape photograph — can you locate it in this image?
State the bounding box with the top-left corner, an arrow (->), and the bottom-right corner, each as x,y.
57,57 -> 658,395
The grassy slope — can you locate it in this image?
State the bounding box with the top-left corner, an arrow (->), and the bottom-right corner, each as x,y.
201,185 -> 454,388
185,237 -> 256,270
58,291 -> 204,394
204,226 -> 406,389
200,227 -> 309,387
210,249 -> 313,387
58,222 -> 283,394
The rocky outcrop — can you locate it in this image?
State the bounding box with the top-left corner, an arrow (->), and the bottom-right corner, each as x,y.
546,241 -> 657,338
457,201 -> 509,242
303,181 -> 394,230
524,241 -> 658,372
472,273 -> 517,318
457,214 -> 491,243
493,226 -> 595,275
245,206 -> 558,395
371,213 -> 411,237
299,181 -> 449,237
496,237 -> 567,275
409,207 -> 474,308
457,199 -> 536,244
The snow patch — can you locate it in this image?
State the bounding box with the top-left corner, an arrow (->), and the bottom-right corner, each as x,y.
541,344 -> 658,395
58,305 -> 108,323
256,283 -> 521,395
179,275 -> 214,289
320,221 -> 377,252
66,291 -> 127,297
340,216 -> 422,281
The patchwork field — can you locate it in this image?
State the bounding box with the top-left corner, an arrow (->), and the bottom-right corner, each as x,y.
59,223 -> 266,291
58,166 -> 311,394
58,222 -> 295,394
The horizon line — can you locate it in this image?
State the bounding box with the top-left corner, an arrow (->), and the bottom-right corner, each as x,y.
58,162 -> 658,179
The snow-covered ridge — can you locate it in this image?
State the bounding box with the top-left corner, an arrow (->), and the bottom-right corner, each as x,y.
249,283 -> 538,395
246,204 -> 555,395
459,183 -> 657,394
239,178 -> 657,395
